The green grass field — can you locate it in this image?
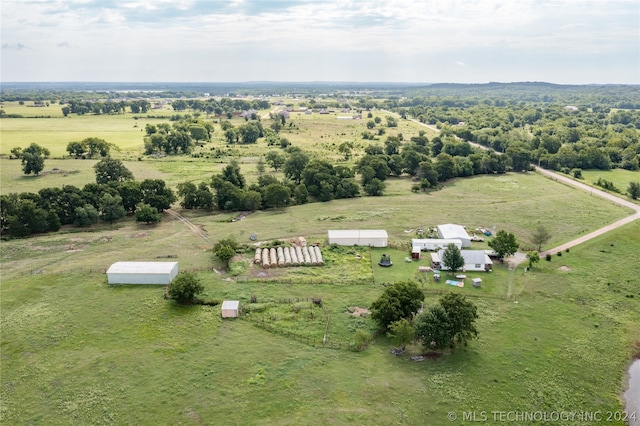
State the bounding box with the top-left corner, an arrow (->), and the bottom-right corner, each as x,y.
581,169 -> 640,194
2,216 -> 638,425
1,106 -> 639,424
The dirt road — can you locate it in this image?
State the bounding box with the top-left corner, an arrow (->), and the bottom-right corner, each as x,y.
166,209 -> 211,244
533,167 -> 640,255
410,118 -> 640,258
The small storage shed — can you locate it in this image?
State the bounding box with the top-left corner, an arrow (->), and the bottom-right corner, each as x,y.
411,246 -> 421,259
437,224 -> 471,248
328,230 -> 388,247
221,300 -> 239,318
107,261 -> 178,284
472,278 -> 482,287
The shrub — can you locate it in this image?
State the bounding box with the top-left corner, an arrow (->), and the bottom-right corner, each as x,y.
557,251 -> 562,257
168,272 -> 204,304
350,329 -> 371,351
545,254 -> 552,261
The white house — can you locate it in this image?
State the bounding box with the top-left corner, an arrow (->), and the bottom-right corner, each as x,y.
106,261 -> 178,284
221,300 -> 240,318
328,230 -> 388,247
412,238 -> 462,251
432,250 -> 493,272
437,224 -> 471,248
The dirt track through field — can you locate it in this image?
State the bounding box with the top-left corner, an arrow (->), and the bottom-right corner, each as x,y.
410,118 -> 640,260
166,209 -> 211,244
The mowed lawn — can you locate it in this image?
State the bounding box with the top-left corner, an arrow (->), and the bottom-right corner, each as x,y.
1,218 -> 638,425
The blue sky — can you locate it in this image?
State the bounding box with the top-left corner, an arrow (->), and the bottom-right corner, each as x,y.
1,0 -> 638,84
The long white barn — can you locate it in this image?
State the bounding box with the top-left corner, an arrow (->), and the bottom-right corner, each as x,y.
412,238 -> 462,251
328,230 -> 388,247
107,262 -> 179,284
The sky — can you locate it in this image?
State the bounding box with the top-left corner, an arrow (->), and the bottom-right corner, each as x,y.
1,0 -> 638,84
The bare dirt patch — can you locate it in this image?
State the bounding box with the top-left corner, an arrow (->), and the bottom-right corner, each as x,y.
347,307 -> 370,317
133,232 -> 148,238
559,266 -> 572,272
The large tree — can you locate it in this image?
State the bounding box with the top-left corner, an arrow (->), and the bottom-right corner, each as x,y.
284,151 -> 310,184
441,243 -> 465,275
99,193 -> 126,223
19,143 -> 50,175
265,151 -> 286,171
439,293 -> 478,347
415,293 -> 478,350
531,224 -> 552,251
370,280 -> 424,330
135,203 -> 161,224
488,230 -> 519,260
140,179 -> 176,212
94,158 -> 134,184
263,183 -> 291,208
414,304 -> 451,350
168,272 -> 204,304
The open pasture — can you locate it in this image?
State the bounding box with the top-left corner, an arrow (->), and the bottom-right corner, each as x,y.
581,168 -> 640,196
1,214 -> 638,424
1,114 -> 148,157
178,172 -> 633,253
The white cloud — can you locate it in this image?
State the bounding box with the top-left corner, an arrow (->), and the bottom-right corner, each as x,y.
1,0 -> 637,83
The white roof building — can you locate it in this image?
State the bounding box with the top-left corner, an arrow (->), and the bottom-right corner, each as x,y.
412,238 -> 463,251
437,224 -> 471,247
107,262 -> 178,284
433,250 -> 493,272
328,230 -> 388,247
221,300 -> 240,318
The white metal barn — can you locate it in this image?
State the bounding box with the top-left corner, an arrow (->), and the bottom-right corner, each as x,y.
106,261 -> 178,284
221,300 -> 239,318
328,230 -> 388,247
436,224 -> 471,248
412,238 -> 463,251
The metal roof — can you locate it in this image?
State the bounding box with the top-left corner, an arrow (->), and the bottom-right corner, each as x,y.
107,262 -> 178,274
437,224 -> 470,239
328,230 -> 388,239
221,300 -> 239,310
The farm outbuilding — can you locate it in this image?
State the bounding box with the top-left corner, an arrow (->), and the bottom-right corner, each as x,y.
328,230 -> 388,247
412,238 -> 463,251
106,261 -> 178,285
221,300 -> 239,318
437,224 -> 471,248
434,249 -> 493,272
411,246 -> 421,259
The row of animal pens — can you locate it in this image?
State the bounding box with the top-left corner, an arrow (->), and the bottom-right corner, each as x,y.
254,246 -> 324,268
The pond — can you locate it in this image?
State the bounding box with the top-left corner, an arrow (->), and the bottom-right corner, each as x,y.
626,359 -> 640,426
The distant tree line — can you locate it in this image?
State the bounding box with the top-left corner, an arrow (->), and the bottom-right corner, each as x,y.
1,158 -> 174,238
61,100 -> 151,116
396,101 -> 639,173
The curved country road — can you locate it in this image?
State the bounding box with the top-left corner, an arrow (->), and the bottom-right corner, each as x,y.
409,117 -> 640,258
533,167 -> 640,255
